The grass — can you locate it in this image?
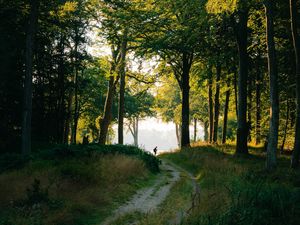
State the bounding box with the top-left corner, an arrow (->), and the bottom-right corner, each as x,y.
161,143 -> 300,225
0,144 -> 159,225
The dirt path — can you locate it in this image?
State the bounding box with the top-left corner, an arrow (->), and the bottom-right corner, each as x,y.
101,159 -> 200,225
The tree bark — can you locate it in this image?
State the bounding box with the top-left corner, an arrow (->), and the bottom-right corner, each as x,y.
118,31 -> 128,145
21,0 -> 39,157
175,123 -> 181,147
290,0 -> 300,168
222,85 -> 230,144
71,29 -> 80,144
247,70 -> 253,142
181,52 -> 192,147
99,76 -> 116,144
213,64 -> 221,143
99,45 -> 120,144
234,70 -> 238,120
64,91 -> 73,144
193,118 -> 197,142
255,53 -> 262,145
129,117 -> 139,146
281,101 -> 290,153
208,67 -> 214,143
265,0 -> 279,171
235,9 -> 249,155
204,121 -> 209,142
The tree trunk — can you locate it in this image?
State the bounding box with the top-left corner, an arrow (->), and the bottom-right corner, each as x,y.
222,86 -> 230,144
281,101 -> 290,153
99,45 -> 119,145
247,71 -> 253,142
118,32 -> 128,145
213,64 -> 221,143
64,92 -> 73,144
71,31 -> 79,144
129,117 -> 139,146
193,118 -> 197,142
99,76 -> 116,144
255,53 -> 262,145
181,52 -> 192,147
234,70 -> 238,120
265,0 -> 279,171
208,67 -> 214,143
21,0 -> 39,157
204,121 -> 209,142
135,117 -> 138,146
290,0 -> 300,168
175,123 -> 181,147
235,9 -> 249,155
57,34 -> 66,143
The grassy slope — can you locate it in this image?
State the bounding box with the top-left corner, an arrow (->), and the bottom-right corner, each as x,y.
0,145 -> 159,225
161,143 -> 300,225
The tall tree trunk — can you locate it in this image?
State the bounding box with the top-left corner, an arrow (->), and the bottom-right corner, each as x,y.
265,0 -> 279,171
234,70 -> 238,120
235,9 -> 249,155
99,76 -> 116,144
281,101 -> 290,153
129,117 -> 139,146
118,32 -> 128,145
57,34 -> 66,143
204,121 -> 209,142
208,67 -> 214,143
99,46 -> 119,145
193,118 -> 197,142
175,123 -> 181,147
181,52 -> 192,147
290,0 -> 300,168
71,31 -> 79,144
64,92 -> 73,144
213,64 -> 221,143
22,0 -> 39,157
222,85 -> 230,144
135,117 -> 138,146
247,71 -> 253,142
255,53 -> 262,145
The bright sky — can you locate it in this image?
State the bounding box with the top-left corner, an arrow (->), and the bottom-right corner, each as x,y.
112,117 -> 204,152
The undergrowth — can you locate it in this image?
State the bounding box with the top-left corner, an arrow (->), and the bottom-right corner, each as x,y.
0,144 -> 159,225
162,144 -> 300,225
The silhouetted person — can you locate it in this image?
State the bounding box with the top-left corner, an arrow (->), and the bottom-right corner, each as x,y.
153,146 -> 158,155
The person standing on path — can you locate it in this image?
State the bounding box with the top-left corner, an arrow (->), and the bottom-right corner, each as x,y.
153,146 -> 158,155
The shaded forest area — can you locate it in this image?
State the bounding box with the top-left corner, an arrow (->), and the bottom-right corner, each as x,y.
1,0 -> 300,170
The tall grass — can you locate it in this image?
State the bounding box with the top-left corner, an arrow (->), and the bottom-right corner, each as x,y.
0,144 -> 158,225
162,144 -> 300,225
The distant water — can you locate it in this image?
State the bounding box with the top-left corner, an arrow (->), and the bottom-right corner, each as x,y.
112,117 -> 204,153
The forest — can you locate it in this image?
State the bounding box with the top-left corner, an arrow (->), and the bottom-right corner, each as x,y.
1,0 -> 300,224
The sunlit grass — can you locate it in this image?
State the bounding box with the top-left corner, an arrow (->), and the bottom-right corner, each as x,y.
161,143 -> 300,225
0,146 -> 158,225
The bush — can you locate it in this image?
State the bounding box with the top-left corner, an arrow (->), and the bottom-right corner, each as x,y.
0,153 -> 26,172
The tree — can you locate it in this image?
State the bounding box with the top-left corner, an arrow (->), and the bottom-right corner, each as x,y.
213,64 -> 221,143
290,0 -> 300,168
21,0 -> 39,157
265,0 -> 279,171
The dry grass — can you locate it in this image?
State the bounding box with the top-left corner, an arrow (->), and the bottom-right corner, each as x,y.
0,153 -> 153,225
